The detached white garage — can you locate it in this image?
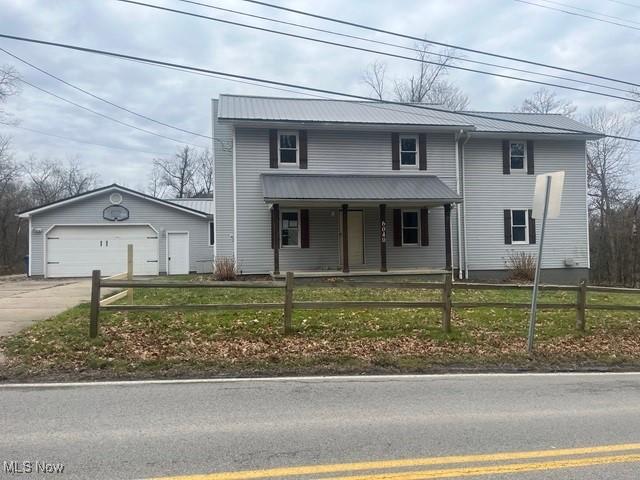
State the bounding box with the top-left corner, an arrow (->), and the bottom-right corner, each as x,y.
19,184 -> 214,278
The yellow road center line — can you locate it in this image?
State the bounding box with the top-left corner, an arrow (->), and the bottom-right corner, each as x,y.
148,443 -> 640,480
324,453 -> 640,480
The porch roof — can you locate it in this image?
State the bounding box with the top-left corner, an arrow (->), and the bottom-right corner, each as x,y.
261,173 -> 461,205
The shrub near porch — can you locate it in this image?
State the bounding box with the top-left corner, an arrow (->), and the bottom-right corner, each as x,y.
1,280 -> 640,379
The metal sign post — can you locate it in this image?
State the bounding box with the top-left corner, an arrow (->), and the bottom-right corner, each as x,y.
528,171 -> 565,355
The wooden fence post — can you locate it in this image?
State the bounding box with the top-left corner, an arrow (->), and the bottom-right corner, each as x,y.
283,272 -> 294,334
127,243 -> 134,304
576,279 -> 587,331
442,273 -> 452,333
89,269 -> 101,338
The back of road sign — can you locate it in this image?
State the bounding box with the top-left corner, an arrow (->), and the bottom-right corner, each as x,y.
532,171 -> 565,220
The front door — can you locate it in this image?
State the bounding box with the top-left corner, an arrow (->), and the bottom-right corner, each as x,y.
347,210 -> 364,266
167,232 -> 189,275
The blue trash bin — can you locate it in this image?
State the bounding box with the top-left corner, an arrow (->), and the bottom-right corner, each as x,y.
24,255 -> 29,275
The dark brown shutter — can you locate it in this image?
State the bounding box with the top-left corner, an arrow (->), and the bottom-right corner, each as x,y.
300,209 -> 310,248
299,130 -> 308,169
269,129 -> 278,168
393,208 -> 402,246
502,140 -> 510,175
528,209 -> 536,244
504,209 -> 512,245
419,133 -> 427,170
526,140 -> 534,175
420,208 -> 429,246
392,133 -> 400,170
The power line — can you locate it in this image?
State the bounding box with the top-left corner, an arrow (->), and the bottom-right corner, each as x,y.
2,123 -> 173,156
514,0 -> 640,30
241,0 -> 640,88
3,32 -> 638,142
532,0 -> 640,25
604,0 -> 640,9
170,0 -> 635,96
113,0 -> 640,104
16,77 -> 209,150
0,47 -> 216,141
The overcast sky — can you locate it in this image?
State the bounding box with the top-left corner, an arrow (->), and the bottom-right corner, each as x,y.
1,0 -> 639,192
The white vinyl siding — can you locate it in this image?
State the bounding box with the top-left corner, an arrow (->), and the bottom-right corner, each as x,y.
463,138 -> 588,271
29,191 -> 212,276
232,128 -> 457,273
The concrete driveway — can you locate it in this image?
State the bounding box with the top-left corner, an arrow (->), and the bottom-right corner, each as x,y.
0,277 -> 99,337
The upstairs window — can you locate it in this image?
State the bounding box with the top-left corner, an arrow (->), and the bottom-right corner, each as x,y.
279,132 -> 299,165
510,141 -> 526,170
281,210 -> 299,247
402,210 -> 419,245
400,135 -> 418,167
511,209 -> 529,244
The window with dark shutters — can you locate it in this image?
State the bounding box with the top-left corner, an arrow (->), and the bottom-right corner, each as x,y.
300,209 -> 310,248
391,133 -> 400,170
527,140 -> 535,174
269,129 -> 278,168
420,208 -> 429,245
299,130 -> 308,169
504,209 -> 512,244
393,208 -> 402,246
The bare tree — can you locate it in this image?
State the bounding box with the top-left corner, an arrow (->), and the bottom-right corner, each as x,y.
195,149 -> 213,197
363,60 -> 386,100
583,107 -> 635,284
147,164 -> 168,198
362,42 -> 469,110
153,146 -> 198,198
0,65 -> 20,125
24,156 -> 98,205
513,88 -> 577,117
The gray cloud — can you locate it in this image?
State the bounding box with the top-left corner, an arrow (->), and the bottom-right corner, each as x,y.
1,0 -> 638,188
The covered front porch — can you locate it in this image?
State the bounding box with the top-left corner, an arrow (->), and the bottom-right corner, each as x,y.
262,173 -> 462,277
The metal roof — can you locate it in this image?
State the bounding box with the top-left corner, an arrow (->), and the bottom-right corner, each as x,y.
261,173 -> 462,204
169,198 -> 214,215
218,95 -> 601,135
219,95 -> 474,128
458,111 -> 601,135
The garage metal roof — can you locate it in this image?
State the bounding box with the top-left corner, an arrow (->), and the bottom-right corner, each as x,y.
218,95 -> 601,136
261,173 -> 462,204
169,198 -> 214,215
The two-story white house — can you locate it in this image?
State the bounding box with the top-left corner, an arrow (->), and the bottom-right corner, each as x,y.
213,94 -> 601,282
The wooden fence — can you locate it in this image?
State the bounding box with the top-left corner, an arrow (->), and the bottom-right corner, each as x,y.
89,270 -> 640,339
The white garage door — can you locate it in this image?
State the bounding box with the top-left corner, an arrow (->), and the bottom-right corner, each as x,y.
46,225 -> 159,278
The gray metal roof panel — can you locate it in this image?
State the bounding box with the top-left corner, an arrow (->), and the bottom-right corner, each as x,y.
219,95 -> 474,127
261,173 -> 462,203
169,198 -> 214,215
218,95 -> 601,135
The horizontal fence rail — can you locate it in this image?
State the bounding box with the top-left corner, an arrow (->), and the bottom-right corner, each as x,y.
88,270 -> 640,339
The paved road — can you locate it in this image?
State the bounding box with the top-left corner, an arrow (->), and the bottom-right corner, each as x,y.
1,373 -> 640,479
0,277 -> 112,337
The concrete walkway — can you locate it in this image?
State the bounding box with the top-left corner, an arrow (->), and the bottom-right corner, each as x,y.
0,277 -> 100,337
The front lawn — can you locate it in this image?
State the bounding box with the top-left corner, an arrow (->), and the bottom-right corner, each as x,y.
1,278 -> 640,380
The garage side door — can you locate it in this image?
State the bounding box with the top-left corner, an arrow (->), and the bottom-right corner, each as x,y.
46,225 -> 159,278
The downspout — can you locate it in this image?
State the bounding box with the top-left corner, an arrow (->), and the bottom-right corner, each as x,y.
461,132 -> 471,279
454,130 -> 463,280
